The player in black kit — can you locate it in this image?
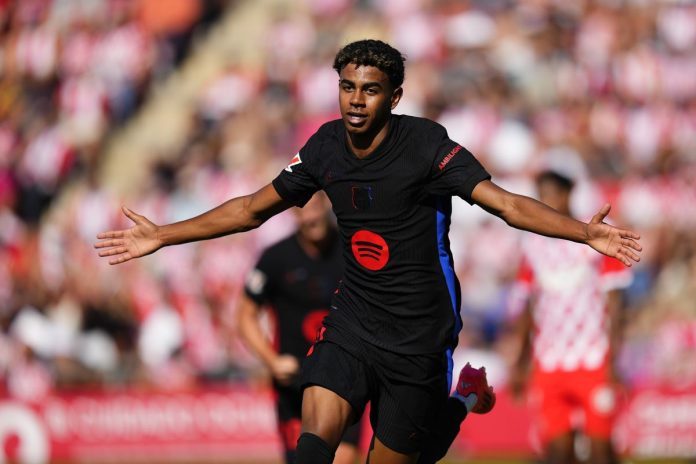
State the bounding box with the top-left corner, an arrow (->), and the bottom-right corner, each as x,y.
237,193 -> 362,464
95,40 -> 642,464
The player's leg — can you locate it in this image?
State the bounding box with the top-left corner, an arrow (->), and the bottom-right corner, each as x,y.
366,351 -> 458,464
335,442 -> 360,464
334,415 -> 364,464
580,368 -> 619,464
366,390 -> 494,464
415,397 -> 466,464
275,384 -> 304,464
297,385 -> 355,463
417,364 -> 496,464
296,339 -> 370,464
546,433 -> 576,464
277,411 -> 303,463
530,370 -> 575,464
589,437 -> 619,464
278,417 -> 302,463
367,435 -> 419,464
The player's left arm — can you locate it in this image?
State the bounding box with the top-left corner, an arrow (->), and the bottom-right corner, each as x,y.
471,180 -> 642,266
236,294 -> 299,385
606,289 -> 626,384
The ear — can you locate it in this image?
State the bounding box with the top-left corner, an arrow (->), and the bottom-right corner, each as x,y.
390,87 -> 403,110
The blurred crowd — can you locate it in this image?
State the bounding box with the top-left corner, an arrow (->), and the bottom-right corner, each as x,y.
2,0 -> 696,404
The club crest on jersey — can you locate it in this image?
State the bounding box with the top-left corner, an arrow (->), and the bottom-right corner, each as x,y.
351,185 -> 374,210
284,152 -> 302,172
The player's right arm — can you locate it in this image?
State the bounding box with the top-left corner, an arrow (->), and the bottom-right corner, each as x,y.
94,184 -> 293,265
237,294 -> 299,385
509,299 -> 534,399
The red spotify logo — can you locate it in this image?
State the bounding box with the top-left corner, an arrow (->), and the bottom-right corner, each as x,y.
351,230 -> 389,271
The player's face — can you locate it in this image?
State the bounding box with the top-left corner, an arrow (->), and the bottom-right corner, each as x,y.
538,180 -> 571,214
296,193 -> 332,243
338,63 -> 402,136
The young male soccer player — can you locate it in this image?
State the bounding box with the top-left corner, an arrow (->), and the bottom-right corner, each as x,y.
509,171 -> 632,464
95,40 -> 641,464
237,193 -> 362,464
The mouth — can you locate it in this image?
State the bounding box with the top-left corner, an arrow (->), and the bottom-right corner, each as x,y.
346,112 -> 368,126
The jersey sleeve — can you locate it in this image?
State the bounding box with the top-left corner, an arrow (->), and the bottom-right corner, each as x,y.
244,251 -> 274,306
426,124 -> 491,204
272,140 -> 321,207
599,255 -> 633,291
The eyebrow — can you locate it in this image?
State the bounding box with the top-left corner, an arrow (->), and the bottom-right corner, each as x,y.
339,78 -> 384,89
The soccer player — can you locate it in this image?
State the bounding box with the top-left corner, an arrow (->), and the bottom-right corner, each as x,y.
95,40 -> 641,464
508,170 -> 632,464
237,192 -> 362,464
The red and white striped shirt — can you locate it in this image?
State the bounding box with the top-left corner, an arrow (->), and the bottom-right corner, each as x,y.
511,235 -> 632,372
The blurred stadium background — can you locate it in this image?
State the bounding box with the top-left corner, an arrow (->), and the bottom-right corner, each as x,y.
1,0 -> 696,462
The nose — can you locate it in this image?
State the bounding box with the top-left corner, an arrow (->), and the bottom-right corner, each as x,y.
350,90 -> 365,107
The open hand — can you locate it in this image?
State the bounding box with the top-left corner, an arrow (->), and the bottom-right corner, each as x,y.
586,204 -> 642,266
94,207 -> 162,265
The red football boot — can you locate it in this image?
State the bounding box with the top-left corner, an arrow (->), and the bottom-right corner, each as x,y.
454,363 -> 496,414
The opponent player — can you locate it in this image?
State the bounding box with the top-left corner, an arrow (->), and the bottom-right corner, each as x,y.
508,170 -> 632,464
95,40 -> 641,464
237,192 -> 362,464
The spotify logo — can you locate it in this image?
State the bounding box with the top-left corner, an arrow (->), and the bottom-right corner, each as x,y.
351,230 -> 389,271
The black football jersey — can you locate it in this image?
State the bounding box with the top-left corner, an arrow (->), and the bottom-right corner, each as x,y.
244,229 -> 343,360
272,115 -> 490,354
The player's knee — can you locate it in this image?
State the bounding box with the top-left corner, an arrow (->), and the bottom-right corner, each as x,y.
296,432 -> 335,464
301,386 -> 354,446
334,443 -> 359,464
300,418 -> 344,449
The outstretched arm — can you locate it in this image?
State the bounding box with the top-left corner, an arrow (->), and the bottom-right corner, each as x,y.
471,180 -> 642,266
95,184 -> 293,265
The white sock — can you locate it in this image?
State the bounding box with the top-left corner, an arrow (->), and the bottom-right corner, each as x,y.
452,390 -> 478,413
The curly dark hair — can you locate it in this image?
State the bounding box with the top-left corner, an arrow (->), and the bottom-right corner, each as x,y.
536,170 -> 575,192
333,39 -> 406,88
